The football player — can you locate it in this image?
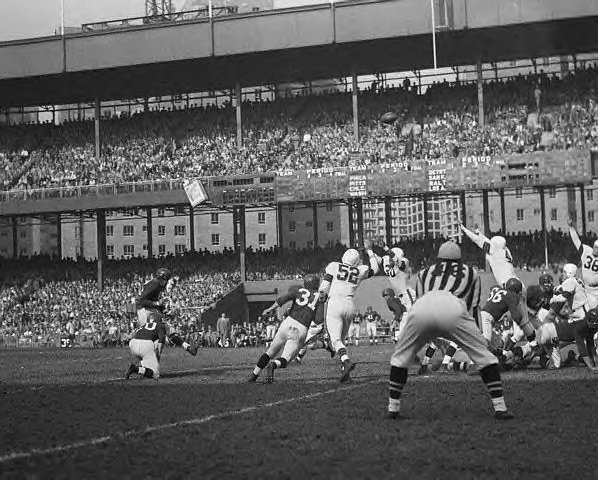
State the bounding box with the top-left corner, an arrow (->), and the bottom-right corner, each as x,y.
247,276 -> 324,383
137,268 -> 197,356
383,288 -> 406,343
364,306 -> 379,345
319,241 -> 380,382
381,247 -> 415,308
460,225 -> 536,342
347,312 -> 362,346
125,314 -> 167,379
568,218 -> 598,308
534,270 -> 598,370
480,279 -> 523,344
387,241 -> 513,420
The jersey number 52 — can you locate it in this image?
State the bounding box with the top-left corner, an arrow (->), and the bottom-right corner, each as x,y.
337,264 -> 360,284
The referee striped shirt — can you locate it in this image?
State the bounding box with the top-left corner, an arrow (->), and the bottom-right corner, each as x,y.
415,260 -> 481,313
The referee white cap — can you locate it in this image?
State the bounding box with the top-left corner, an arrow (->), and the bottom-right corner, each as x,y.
438,241 -> 461,260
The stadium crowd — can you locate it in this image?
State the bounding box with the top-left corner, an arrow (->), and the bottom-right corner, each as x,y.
0,63 -> 597,191
0,228 -> 589,349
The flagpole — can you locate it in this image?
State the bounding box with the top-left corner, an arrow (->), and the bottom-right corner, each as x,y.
430,0 -> 437,70
60,0 -> 65,36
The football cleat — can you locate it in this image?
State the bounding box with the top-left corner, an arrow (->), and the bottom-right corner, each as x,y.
418,364 -> 429,375
265,362 -> 276,384
186,344 -> 198,356
494,411 -> 515,420
438,364 -> 455,374
387,411 -> 403,420
324,339 -> 336,358
125,364 -> 136,380
246,374 -> 258,383
340,360 -> 356,383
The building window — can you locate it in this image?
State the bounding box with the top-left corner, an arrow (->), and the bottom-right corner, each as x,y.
174,225 -> 186,236
124,245 -> 134,257
158,225 -> 166,236
211,213 -> 219,225
157,208 -> 165,217
326,221 -> 334,232
211,234 -> 220,246
143,244 -> 147,251
289,221 -> 296,232
306,221 -> 313,228
142,225 -> 147,232
123,225 -> 134,236
549,187 -> 556,198
106,245 -> 114,257
515,188 -> 522,198
516,209 -> 524,221
74,227 -> 79,239
175,206 -> 186,215
289,241 -> 296,249
20,231 -> 27,239
588,190 -> 594,201
158,244 -> 166,256
326,240 -> 334,248
326,202 -> 333,212
258,233 -> 266,246
258,212 -> 266,224
550,209 -> 557,221
589,211 -> 595,223
106,225 -> 113,237
175,244 -> 186,255
288,204 -> 295,214
307,240 -> 313,249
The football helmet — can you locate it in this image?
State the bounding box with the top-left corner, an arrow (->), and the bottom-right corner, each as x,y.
304,275 -> 321,290
490,236 -> 507,250
563,263 -> 578,278
156,268 -> 172,282
586,307 -> 598,330
382,288 -> 395,298
505,278 -> 523,295
391,247 -> 404,260
539,273 -> 554,288
438,241 -> 461,260
342,248 -> 361,266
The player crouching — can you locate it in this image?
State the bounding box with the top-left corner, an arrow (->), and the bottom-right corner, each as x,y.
247,276 -> 324,383
126,314 -> 167,380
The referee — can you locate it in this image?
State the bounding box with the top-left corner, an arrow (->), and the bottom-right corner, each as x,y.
386,241 -> 513,420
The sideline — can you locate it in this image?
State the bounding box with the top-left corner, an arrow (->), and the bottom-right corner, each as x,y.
0,378 -> 381,464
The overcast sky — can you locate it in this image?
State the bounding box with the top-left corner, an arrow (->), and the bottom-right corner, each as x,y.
1,0 -> 148,41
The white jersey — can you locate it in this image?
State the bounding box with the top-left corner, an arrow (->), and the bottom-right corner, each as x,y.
552,276 -> 590,319
383,256 -> 410,296
483,243 -> 517,286
579,245 -> 598,288
324,262 -> 372,300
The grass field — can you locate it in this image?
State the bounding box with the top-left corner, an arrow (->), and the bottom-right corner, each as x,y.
1,343 -> 598,480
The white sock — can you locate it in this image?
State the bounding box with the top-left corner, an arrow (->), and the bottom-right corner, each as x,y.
182,342 -> 190,349
388,398 -> 401,413
442,354 -> 452,365
340,354 -> 349,363
492,397 -> 507,412
138,366 -> 146,376
252,367 -> 262,376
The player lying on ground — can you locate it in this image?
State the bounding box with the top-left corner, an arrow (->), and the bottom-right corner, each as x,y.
387,241 -> 513,420
319,242 -> 380,383
126,314 -> 167,379
247,275 -> 324,383
531,265 -> 598,371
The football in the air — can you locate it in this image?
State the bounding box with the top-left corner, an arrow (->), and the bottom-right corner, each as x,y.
380,112 -> 398,124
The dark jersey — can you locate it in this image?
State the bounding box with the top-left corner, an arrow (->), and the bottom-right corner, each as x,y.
387,298 -> 406,322
554,318 -> 596,358
526,285 -> 552,311
482,286 -> 522,323
133,320 -> 167,344
364,312 -> 377,323
353,314 -> 363,325
277,286 -> 323,328
136,278 -> 165,310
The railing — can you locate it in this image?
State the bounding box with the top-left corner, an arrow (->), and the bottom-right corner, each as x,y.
80,6 -> 245,33
0,178 -> 187,203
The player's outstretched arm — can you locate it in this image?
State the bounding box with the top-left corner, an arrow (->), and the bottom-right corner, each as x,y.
459,224 -> 486,250
567,217 -> 582,252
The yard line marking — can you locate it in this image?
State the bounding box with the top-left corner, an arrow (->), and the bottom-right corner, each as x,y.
0,378 -> 381,464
